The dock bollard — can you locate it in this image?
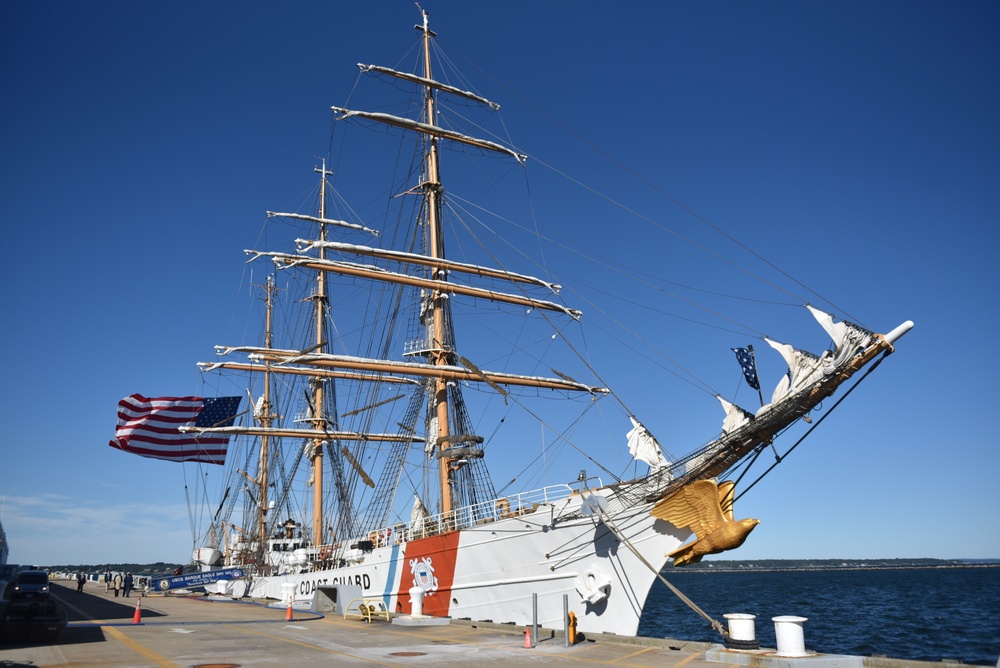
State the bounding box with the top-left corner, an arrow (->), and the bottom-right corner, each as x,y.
281,582 -> 296,622
723,613 -> 758,650
772,615 -> 809,657
409,586 -> 425,617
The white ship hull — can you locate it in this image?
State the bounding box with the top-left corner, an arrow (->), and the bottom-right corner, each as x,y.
247,488 -> 690,636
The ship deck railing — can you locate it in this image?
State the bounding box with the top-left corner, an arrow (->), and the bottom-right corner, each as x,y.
359,484 -> 576,547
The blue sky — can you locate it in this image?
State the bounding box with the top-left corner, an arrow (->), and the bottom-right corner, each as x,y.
2,1 -> 998,568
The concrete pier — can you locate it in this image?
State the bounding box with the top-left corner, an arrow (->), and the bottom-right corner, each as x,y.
0,580 -> 949,668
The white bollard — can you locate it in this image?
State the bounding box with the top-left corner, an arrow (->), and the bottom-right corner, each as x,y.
773,615 -> 809,657
280,582 -> 297,606
216,579 -> 230,596
409,585 -> 425,617
724,613 -> 757,641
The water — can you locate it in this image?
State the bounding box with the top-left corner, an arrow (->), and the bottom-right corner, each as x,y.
638,567 -> 1000,665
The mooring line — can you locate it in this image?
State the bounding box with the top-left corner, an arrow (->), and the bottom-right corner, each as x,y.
595,510 -> 727,639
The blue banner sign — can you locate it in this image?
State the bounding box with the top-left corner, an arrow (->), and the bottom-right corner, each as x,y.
150,567 -> 246,592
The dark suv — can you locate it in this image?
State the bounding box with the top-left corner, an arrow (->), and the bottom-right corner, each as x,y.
7,570 -> 50,599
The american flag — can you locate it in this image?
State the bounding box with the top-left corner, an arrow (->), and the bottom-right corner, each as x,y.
109,394 -> 242,465
732,347 -> 761,391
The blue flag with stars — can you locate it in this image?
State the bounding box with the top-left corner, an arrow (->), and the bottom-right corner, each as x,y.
732,347 -> 760,391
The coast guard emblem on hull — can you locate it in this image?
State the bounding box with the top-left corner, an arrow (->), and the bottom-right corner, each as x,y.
410,557 -> 438,593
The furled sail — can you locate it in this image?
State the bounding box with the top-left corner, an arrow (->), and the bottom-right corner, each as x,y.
765,338 -> 827,404
626,417 -> 669,469
357,63 -> 501,110
716,396 -> 753,435
295,240 -> 563,294
807,305 -> 875,370
410,495 -> 430,535
215,345 -> 603,393
250,250 -> 581,319
266,211 -> 379,237
331,107 -> 527,164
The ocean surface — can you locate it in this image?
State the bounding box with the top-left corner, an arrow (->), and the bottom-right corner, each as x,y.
637,566 -> 1000,665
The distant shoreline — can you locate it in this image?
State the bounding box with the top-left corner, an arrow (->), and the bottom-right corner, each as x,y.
667,561 -> 1000,574
22,558 -> 1000,575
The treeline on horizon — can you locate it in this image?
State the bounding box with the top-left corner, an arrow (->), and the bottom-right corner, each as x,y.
34,562 -> 185,575
26,557 -> 998,573
666,557 -> 998,571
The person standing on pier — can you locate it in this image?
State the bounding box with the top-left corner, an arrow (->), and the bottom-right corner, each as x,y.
123,572 -> 134,598
105,570 -> 112,592
113,572 -> 123,597
76,572 -> 85,592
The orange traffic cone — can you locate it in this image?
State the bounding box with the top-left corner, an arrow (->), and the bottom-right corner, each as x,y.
285,602 -> 294,621
132,597 -> 142,624
523,626 -> 533,649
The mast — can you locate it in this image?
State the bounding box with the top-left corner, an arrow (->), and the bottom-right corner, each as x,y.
310,160 -> 334,545
205,8 -> 584,529
257,275 -> 275,574
414,11 -> 456,516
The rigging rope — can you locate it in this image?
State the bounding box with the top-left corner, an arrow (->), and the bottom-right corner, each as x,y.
183,469 -> 196,554
456,66 -> 860,326
588,352 -> 892,641
594,508 -> 728,639
734,351 -> 888,505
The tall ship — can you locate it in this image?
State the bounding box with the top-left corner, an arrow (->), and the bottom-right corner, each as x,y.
111,11 -> 911,637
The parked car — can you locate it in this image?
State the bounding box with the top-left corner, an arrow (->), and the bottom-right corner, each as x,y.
7,570 -> 50,599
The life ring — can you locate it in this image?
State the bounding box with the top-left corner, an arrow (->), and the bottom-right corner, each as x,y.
318,546 -> 332,560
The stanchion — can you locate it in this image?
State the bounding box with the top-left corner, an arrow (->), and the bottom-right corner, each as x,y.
132,598 -> 142,624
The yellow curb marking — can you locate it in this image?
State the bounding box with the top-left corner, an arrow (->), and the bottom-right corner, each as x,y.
102,625 -> 183,668
613,645 -> 656,661
674,651 -> 705,667
53,591 -> 181,667
232,624 -> 404,667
